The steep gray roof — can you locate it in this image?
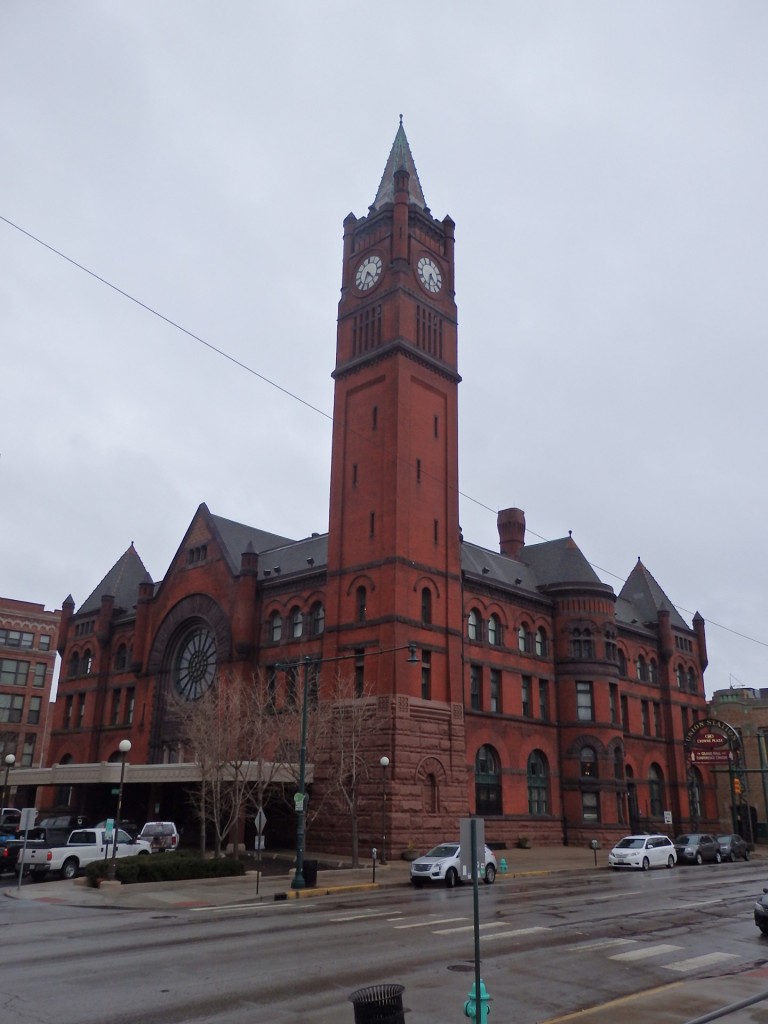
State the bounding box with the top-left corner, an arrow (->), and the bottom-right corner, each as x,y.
370,119 -> 427,211
619,560 -> 690,630
209,512 -> 294,575
518,536 -> 603,587
257,533 -> 328,580
77,544 -> 152,615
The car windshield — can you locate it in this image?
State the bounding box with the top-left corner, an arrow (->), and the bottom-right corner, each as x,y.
615,837 -> 646,850
717,835 -> 733,843
425,844 -> 459,858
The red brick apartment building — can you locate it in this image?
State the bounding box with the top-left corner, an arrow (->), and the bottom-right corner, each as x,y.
15,125 -> 715,853
0,598 -> 59,795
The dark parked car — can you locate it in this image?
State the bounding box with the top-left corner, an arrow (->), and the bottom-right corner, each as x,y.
717,833 -> 750,862
674,833 -> 721,865
754,888 -> 768,934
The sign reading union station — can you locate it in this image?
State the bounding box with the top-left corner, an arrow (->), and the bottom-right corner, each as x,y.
684,717 -> 740,765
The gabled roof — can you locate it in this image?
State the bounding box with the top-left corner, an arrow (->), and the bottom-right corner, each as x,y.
518,535 -> 603,587
257,533 -> 329,580
77,544 -> 152,615
370,119 -> 427,211
209,512 -> 294,575
619,559 -> 690,631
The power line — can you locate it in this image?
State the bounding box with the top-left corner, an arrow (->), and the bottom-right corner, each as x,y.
3,212 -> 765,660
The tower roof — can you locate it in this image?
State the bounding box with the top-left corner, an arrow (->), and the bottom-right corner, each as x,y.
618,558 -> 690,630
370,118 -> 427,211
78,543 -> 153,615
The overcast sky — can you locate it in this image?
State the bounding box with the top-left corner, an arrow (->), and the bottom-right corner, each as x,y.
2,2 -> 766,699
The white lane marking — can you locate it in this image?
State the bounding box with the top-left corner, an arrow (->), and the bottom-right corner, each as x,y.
664,952 -> 738,972
571,938 -> 637,952
395,917 -> 467,929
610,944 -> 683,962
433,922 -> 510,935
673,899 -> 725,908
587,892 -> 641,903
189,902 -> 274,913
481,926 -> 549,941
329,910 -> 395,921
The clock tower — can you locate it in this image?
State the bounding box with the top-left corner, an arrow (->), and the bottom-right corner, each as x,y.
325,121 -> 465,728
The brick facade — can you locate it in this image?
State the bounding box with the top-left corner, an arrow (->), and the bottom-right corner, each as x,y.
36,125 -> 716,853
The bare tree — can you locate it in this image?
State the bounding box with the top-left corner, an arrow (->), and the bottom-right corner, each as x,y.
320,672 -> 381,867
171,668 -> 289,856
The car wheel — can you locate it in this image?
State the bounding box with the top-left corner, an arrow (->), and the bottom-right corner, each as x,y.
667,855 -> 675,868
138,850 -> 149,856
715,852 -> 722,864
445,867 -> 459,888
760,925 -> 768,936
745,849 -> 751,861
484,864 -> 496,884
641,857 -> 650,871
695,852 -> 703,865
728,852 -> 735,862
61,858 -> 78,880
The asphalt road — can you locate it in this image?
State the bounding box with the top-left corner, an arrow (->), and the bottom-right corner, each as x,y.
2,860 -> 768,1023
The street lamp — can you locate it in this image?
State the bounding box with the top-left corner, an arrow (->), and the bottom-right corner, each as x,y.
2,754 -> 15,809
379,756 -> 390,865
108,739 -> 131,881
292,658 -> 311,890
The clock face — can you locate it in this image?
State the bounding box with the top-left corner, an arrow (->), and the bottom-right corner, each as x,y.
355,254 -> 382,291
417,256 -> 442,293
173,626 -> 216,700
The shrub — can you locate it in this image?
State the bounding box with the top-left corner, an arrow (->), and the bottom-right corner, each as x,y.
84,853 -> 245,886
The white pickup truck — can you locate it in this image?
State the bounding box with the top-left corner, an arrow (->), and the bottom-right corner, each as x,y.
17,827 -> 151,880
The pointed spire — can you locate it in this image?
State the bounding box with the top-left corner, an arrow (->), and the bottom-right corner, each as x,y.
370,117 -> 427,212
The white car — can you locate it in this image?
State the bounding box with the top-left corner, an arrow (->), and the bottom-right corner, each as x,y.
608,834 -> 676,870
410,841 -> 497,887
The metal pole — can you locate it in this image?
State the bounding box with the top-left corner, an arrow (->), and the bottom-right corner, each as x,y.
108,740 -> 131,881
291,658 -> 310,890
380,756 -> 389,865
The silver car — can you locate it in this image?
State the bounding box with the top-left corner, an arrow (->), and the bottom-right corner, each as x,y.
410,841 -> 497,887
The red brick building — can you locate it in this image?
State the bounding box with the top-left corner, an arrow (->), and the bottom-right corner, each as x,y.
21,125 -> 716,852
0,597 -> 60,796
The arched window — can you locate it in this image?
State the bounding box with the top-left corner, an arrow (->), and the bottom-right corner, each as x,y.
636,655 -> 648,681
648,763 -> 665,818
535,627 -> 547,656
467,609 -> 481,642
518,623 -> 532,653
475,745 -> 502,815
648,659 -> 658,684
527,750 -> 549,815
580,746 -> 597,778
618,649 -> 627,676
687,668 -> 697,693
421,588 -> 432,625
269,611 -> 282,643
356,586 -> 367,623
675,664 -> 684,688
82,649 -> 93,675
68,652 -> 79,677
290,607 -> 303,639
424,772 -> 438,814
571,629 -> 592,659
688,766 -> 703,821
309,602 -> 325,636
487,614 -> 500,646
114,644 -> 127,671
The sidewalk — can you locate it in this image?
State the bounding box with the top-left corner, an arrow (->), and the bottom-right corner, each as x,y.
3,843 -> 602,910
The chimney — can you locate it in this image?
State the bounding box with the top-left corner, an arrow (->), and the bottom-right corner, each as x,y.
497,508 -> 526,559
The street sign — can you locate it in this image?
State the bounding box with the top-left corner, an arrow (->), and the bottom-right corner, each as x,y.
254,807 -> 267,834
294,792 -> 306,812
19,808 -> 36,832
105,817 -> 115,838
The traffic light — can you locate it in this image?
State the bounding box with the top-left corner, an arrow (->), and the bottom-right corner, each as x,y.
733,777 -> 742,795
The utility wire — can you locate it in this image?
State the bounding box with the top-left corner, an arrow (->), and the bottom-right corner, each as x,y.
3,212 -> 766,657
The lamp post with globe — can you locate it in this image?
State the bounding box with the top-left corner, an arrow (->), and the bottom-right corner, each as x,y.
108,739 -> 132,881
2,753 -> 15,809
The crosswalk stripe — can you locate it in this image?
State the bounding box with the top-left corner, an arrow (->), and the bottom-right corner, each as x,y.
330,911 -> 394,921
481,926 -> 548,941
570,938 -> 636,952
434,922 -> 509,935
664,952 -> 738,972
610,944 -> 682,962
395,917 -> 467,929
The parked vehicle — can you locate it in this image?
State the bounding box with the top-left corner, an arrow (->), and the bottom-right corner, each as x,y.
94,820 -> 140,840
137,821 -> 179,853
16,827 -> 151,880
0,829 -> 48,874
754,887 -> 768,935
608,834 -> 676,870
717,834 -> 750,862
35,815 -> 86,847
0,808 -> 21,833
410,842 -> 497,887
673,833 -> 721,865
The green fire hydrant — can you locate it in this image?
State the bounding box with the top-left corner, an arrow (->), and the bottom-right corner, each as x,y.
464,979 -> 491,1021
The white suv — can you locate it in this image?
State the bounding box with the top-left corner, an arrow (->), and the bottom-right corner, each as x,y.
138,821 -> 179,853
410,841 -> 497,887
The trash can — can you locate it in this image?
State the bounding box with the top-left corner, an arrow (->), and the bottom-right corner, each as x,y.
348,984 -> 405,1024
302,859 -> 318,888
